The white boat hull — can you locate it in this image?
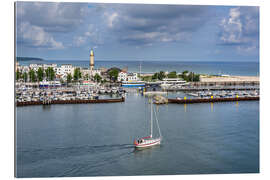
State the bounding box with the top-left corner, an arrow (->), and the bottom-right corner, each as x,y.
135,138 -> 161,148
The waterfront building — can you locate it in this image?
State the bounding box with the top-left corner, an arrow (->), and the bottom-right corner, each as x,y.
118,71 -> 127,81
20,66 -> 29,73
127,72 -> 138,81
56,64 -> 74,79
29,64 -> 43,71
43,64 -> 57,71
158,78 -> 188,87
90,69 -> 101,77
99,67 -> 108,76
118,71 -> 138,82
29,64 -> 57,72
81,68 -> 101,79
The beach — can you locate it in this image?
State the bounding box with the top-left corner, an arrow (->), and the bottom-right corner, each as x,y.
200,76 -> 259,82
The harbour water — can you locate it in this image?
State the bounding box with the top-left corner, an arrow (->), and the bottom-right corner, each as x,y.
18,60 -> 260,76
16,92 -> 259,177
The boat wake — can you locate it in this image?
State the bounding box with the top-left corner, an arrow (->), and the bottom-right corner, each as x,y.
55,144 -> 135,177
17,143 -> 134,165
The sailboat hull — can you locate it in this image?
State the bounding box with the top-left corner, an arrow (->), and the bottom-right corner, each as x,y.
135,138 -> 161,148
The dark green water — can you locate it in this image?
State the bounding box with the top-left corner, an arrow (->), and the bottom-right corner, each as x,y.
16,93 -> 259,177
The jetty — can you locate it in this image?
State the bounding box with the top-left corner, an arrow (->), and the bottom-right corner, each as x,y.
167,96 -> 259,104
16,97 -> 125,107
165,86 -> 259,92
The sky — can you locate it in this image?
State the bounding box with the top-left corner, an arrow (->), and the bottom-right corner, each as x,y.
15,2 -> 259,62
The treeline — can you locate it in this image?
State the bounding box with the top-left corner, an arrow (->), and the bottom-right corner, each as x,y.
16,67 -> 56,82
16,67 -> 104,84
67,68 -> 103,84
141,70 -> 200,82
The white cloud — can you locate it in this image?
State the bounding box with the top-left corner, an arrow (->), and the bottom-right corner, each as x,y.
72,24 -> 104,47
105,12 -> 118,28
18,22 -> 64,49
73,36 -> 87,47
219,7 -> 259,54
16,2 -> 87,32
220,7 -> 243,44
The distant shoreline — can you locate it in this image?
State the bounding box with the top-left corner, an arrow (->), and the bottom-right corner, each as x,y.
16,57 -> 44,61
43,59 -> 259,63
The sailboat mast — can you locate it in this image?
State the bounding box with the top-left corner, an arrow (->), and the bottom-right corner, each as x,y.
139,61 -> 142,77
150,98 -> 153,138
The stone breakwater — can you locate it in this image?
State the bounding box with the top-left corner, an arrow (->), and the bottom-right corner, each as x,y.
167,96 -> 259,104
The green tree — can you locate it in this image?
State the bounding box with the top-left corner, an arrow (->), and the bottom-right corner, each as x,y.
101,79 -> 107,84
73,68 -> 82,81
60,78 -> 65,85
193,74 -> 200,82
180,70 -> 189,81
67,73 -> 72,84
152,73 -> 158,80
141,76 -> 152,82
37,67 -> 44,82
152,71 -> 166,81
84,73 -> 89,80
158,71 -> 166,80
28,69 -> 37,82
48,67 -> 55,81
167,71 -> 177,78
188,72 -> 194,82
45,68 -> 49,80
182,70 -> 189,75
16,70 -> 22,81
94,73 -> 102,82
22,72 -> 28,82
45,67 -> 55,81
108,69 -> 120,82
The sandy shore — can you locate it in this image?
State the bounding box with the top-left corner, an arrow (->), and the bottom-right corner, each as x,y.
200,76 -> 259,82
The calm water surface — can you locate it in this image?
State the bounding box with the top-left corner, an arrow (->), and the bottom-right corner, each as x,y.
16,93 -> 259,177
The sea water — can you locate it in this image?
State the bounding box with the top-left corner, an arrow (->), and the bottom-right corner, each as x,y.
16,93 -> 259,177
18,60 -> 259,76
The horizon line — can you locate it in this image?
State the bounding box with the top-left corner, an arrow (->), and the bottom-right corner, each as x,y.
43,59 -> 259,62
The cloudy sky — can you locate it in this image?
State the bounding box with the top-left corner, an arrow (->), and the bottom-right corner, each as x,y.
15,2 -> 259,61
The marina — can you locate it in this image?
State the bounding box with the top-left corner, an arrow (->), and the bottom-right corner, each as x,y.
15,83 -> 126,105
15,84 -> 260,106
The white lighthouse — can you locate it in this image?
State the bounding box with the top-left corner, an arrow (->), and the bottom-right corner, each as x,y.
90,49 -> 94,71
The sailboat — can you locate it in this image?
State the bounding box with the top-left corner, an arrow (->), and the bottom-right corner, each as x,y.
134,98 -> 162,148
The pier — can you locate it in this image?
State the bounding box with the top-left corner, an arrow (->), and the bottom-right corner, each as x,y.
165,86 -> 259,92
167,96 -> 259,104
16,97 -> 125,106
